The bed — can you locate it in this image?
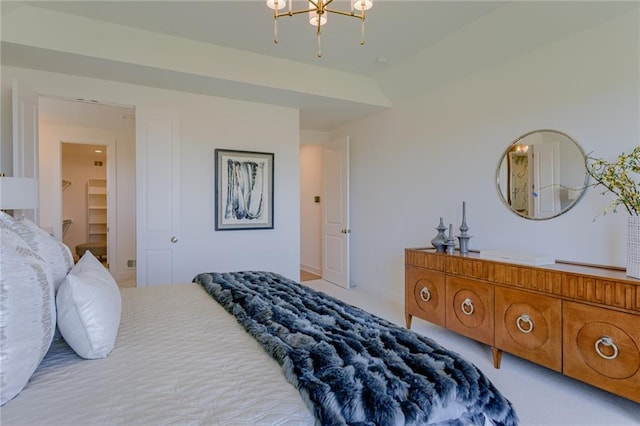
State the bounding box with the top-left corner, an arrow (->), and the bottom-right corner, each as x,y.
0,213 -> 517,425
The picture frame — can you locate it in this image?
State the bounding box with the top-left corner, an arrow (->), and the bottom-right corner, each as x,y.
215,149 -> 274,230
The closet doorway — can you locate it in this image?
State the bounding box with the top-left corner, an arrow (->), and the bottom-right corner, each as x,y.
39,97 -> 136,284
61,143 -> 109,265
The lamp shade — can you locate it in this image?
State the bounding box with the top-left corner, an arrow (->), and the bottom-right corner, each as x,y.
309,12 -> 327,26
0,177 -> 38,210
352,0 -> 373,11
309,2 -> 327,26
266,0 -> 287,10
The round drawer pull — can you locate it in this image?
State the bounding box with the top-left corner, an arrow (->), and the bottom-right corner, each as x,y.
516,314 -> 533,334
594,336 -> 619,360
419,287 -> 431,302
461,298 -> 474,316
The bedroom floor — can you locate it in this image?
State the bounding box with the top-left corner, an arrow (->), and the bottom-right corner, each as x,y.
119,272 -> 321,288
300,269 -> 321,281
303,279 -> 640,426
118,278 -> 136,288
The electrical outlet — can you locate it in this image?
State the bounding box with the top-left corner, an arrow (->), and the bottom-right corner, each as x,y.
127,259 -> 136,268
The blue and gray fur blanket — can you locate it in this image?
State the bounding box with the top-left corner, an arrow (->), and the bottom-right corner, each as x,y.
193,271 -> 517,426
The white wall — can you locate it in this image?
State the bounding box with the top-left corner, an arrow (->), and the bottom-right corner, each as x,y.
334,10 -> 640,305
1,66 -> 301,283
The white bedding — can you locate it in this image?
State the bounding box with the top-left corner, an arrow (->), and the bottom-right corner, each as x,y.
1,284 -> 314,425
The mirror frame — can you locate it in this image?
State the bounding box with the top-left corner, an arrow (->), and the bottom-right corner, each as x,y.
495,129 -> 589,220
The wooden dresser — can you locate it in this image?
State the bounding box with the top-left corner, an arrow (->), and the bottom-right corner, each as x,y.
405,248 -> 640,403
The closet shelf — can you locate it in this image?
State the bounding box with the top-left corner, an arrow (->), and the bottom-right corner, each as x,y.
86,179 -> 107,245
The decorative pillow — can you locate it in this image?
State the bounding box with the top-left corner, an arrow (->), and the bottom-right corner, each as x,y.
0,212 -> 74,292
0,233 -> 56,406
56,251 -> 121,359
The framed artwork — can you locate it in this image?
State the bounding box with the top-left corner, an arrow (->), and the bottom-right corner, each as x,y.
215,149 -> 274,230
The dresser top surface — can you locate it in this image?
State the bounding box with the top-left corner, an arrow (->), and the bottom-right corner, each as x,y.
406,247 -> 639,284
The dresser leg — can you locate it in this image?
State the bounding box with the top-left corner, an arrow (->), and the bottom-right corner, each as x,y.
492,347 -> 503,369
405,313 -> 413,329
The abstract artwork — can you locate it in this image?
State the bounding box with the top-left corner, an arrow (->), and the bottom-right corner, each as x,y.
215,149 -> 274,230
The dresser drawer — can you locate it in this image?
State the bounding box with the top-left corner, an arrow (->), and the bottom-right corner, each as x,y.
563,301 -> 640,403
405,266 -> 446,328
445,276 -> 494,346
495,287 -> 562,371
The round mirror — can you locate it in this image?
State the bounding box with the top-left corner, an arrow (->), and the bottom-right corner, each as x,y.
496,129 -> 588,220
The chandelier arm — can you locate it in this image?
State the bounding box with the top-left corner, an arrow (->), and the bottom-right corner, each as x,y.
316,14 -> 322,35
275,8 -> 315,18
324,8 -> 366,20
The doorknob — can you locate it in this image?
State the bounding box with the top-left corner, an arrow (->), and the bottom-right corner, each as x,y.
170,236 -> 178,243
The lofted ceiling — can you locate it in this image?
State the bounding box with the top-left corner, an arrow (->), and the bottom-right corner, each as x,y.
19,1 -> 506,77
3,1 -> 639,131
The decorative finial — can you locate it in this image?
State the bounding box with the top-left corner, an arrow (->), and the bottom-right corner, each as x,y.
446,223 -> 456,255
457,201 -> 472,254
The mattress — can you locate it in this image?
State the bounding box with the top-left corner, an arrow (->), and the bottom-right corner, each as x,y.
1,284 -> 315,425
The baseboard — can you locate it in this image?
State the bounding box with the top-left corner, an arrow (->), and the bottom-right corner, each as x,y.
300,264 -> 321,275
117,269 -> 136,283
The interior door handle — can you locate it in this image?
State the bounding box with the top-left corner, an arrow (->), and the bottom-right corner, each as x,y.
170,236 -> 178,243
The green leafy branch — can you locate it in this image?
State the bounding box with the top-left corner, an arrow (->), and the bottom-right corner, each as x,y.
587,145 -> 640,217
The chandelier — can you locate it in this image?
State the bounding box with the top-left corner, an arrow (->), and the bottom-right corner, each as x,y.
266,0 -> 374,57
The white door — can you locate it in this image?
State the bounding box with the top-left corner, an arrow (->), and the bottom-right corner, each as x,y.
12,79 -> 39,222
322,135 -> 350,288
532,142 -> 561,218
136,108 -> 181,286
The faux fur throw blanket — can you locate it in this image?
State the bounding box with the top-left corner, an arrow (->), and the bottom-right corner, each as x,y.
193,271 -> 517,426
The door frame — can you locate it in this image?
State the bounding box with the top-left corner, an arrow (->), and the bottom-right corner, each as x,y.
12,79 -> 39,223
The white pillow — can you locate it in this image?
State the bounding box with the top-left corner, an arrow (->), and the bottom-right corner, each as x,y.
0,212 -> 74,292
56,251 -> 121,359
0,235 -> 56,406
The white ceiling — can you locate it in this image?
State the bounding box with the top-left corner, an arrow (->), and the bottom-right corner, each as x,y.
24,1 -> 505,77
5,1 -> 639,131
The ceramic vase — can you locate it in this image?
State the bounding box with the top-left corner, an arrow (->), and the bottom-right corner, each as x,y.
445,223 -> 456,255
431,217 -> 447,253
